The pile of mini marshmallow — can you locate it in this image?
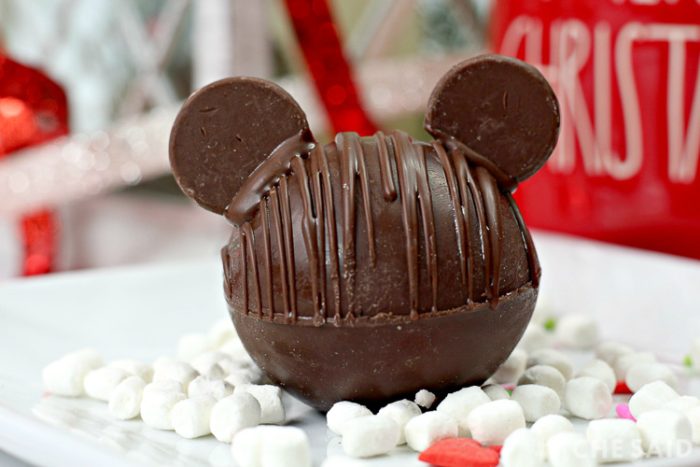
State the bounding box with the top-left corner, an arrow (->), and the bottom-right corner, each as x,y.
41,310 -> 700,467
42,320 -> 305,466
320,310 -> 700,466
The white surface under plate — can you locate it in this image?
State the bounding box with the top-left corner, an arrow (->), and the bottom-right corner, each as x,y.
0,232 -> 699,466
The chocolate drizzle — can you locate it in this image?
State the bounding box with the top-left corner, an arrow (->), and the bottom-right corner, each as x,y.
376,132 -> 397,202
291,156 -> 322,324
230,130 -> 540,325
391,132 -> 438,316
433,142 -> 472,299
475,166 -> 502,305
508,195 -> 541,288
260,197 -> 274,318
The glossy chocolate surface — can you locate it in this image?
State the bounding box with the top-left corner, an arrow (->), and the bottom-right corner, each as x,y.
169,54 -> 560,410
234,285 -> 536,411
170,77 -> 308,215
425,55 -> 559,183
221,130 -> 539,322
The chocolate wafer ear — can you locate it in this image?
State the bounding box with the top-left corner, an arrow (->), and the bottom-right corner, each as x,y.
425,54 -> 560,183
169,77 -> 311,215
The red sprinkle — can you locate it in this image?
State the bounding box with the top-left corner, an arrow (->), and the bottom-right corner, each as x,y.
419,438 -> 500,467
614,381 -> 633,394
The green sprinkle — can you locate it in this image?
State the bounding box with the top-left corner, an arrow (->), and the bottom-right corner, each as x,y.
683,355 -> 693,368
544,318 -> 557,332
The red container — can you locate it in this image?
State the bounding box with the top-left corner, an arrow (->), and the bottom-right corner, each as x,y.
490,0 -> 700,259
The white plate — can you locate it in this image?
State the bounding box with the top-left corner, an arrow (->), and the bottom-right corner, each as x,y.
0,233 -> 699,466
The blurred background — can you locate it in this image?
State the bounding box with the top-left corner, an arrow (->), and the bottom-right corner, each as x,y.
0,0 -> 698,279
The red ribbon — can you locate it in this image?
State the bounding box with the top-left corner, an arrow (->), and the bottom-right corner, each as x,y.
0,55 -> 68,275
283,0 -> 378,136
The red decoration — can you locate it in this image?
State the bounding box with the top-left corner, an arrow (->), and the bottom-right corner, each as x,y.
284,0 -> 378,136
614,381 -> 633,395
491,0 -> 700,259
418,438 -> 500,467
0,54 -> 69,275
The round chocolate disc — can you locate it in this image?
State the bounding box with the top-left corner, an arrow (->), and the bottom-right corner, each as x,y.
425,54 -> 560,182
169,77 -> 310,215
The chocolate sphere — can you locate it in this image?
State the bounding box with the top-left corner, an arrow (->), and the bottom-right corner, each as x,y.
170,55 -> 560,411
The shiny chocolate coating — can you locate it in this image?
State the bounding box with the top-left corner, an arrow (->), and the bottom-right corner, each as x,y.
222,131 -> 538,320
169,54 -> 560,411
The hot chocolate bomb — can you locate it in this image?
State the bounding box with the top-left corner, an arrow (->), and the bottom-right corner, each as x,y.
170,55 -> 560,411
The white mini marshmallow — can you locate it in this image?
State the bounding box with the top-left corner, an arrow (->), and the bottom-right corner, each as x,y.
629,381 -> 680,418
326,401 -> 373,435
177,333 -> 215,361
490,348 -> 528,384
586,419 -> 643,463
518,324 -> 551,352
210,392 -> 261,442
613,351 -> 655,380
108,375 -> 146,420
500,428 -> 540,467
208,319 -> 237,348
140,382 -> 186,430
663,396 -> 700,414
626,362 -> 678,392
188,375 -> 234,400
216,356 -> 249,375
234,384 -> 285,425
190,351 -> 227,377
436,386 -> 490,436
576,359 -> 616,393
342,415 -> 400,458
404,411 -> 458,452
687,406 -> 700,444
232,425 -> 310,467
201,362 -> 225,381
547,432 -> 596,467
555,314 -> 599,349
152,359 -> 198,391
564,377 -> 612,420
528,349 -> 573,380
518,365 -> 566,399
42,348 -> 103,397
511,384 -> 561,422
223,363 -> 263,386
220,337 -> 253,364
595,341 -> 633,366
109,359 -> 153,383
466,399 -> 526,446
171,395 -> 216,439
637,409 -> 693,457
377,399 -> 421,445
144,379 -> 182,395
531,414 -> 574,460
225,370 -> 262,387
414,389 -> 436,409
84,366 -> 130,401
482,384 -> 510,400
